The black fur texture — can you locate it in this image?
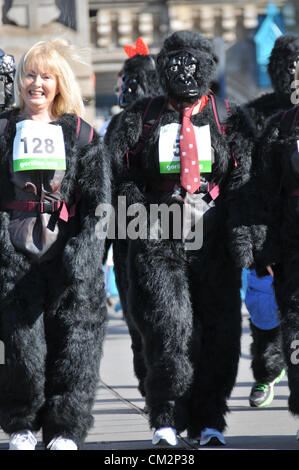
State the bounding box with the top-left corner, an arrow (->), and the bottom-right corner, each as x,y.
254,106 -> 299,415
268,34 -> 299,97
225,35 -> 299,270
248,35 -> 299,267
228,36 -> 299,383
106,31 -> 243,437
0,111 -> 110,447
106,50 -> 163,399
250,322 -> 284,383
243,34 -> 299,138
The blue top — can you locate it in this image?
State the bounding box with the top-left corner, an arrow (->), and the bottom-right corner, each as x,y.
245,269 -> 280,330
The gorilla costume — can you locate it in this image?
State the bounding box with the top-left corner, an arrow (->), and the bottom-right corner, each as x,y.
246,35 -> 299,132
228,35 -> 299,405
0,113 -> 110,448
248,82 -> 299,432
246,35 -> 299,402
106,30 -> 250,446
106,41 -> 163,399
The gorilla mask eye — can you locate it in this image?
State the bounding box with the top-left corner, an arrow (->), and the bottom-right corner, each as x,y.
187,63 -> 196,74
167,54 -> 198,77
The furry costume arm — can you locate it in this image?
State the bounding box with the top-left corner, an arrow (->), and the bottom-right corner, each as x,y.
223,105 -> 258,268
62,133 -> 111,281
0,211 -> 32,298
0,111 -> 33,298
252,115 -> 284,274
105,100 -> 148,207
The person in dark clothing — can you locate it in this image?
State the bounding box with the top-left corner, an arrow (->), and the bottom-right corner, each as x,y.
0,39 -> 110,450
105,30 -> 253,447
249,59 -> 299,441
105,39 -> 163,400
234,34 -> 299,407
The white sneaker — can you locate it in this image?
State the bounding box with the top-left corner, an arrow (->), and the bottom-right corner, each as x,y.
152,427 -> 178,446
200,427 -> 226,446
47,436 -> 78,450
9,430 -> 37,450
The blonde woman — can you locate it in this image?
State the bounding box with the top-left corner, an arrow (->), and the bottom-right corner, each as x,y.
0,39 -> 110,450
251,57 -> 299,442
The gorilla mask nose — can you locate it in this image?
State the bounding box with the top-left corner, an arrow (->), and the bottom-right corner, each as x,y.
179,73 -> 192,84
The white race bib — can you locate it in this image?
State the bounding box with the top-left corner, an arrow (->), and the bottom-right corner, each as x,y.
13,120 -> 66,172
159,123 -> 212,174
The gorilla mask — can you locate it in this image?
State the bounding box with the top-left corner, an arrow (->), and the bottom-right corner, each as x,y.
268,34 -> 299,97
119,48 -> 162,109
119,70 -> 141,108
166,52 -> 199,101
157,30 -> 217,105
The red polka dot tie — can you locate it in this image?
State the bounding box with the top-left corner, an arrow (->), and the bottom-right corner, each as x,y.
179,96 -> 209,194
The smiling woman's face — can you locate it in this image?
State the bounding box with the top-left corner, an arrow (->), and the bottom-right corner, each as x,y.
20,61 -> 59,116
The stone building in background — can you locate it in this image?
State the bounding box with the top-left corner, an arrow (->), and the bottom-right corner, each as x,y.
0,0 -> 298,128
90,0 -> 299,127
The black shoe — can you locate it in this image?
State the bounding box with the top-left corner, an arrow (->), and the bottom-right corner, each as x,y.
249,369 -> 285,407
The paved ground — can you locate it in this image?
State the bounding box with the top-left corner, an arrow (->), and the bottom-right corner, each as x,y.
0,299 -> 298,457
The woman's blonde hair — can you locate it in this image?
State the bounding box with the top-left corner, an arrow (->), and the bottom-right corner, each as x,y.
14,38 -> 86,117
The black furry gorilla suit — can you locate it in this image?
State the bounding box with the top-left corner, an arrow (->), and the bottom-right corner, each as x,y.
231,35 -> 299,387
0,112 -> 110,447
106,31 -> 249,437
107,52 -> 163,399
251,100 -> 299,421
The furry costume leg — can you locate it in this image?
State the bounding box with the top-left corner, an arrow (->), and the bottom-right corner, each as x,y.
113,239 -> 147,397
127,238 -> 193,431
250,322 -> 284,383
0,266 -> 46,434
187,240 -> 242,437
41,259 -> 107,448
273,264 -> 299,416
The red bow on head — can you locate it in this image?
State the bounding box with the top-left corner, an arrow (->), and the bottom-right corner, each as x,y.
124,37 -> 149,58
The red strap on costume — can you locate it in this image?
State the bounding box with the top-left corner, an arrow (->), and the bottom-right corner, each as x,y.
209,94 -> 237,168
76,116 -> 81,139
2,199 -> 74,222
76,116 -> 94,144
59,201 -> 70,222
210,93 -> 222,134
208,183 -> 220,200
